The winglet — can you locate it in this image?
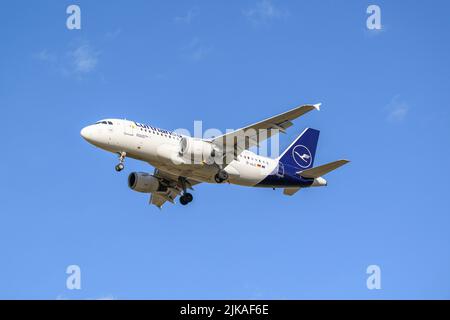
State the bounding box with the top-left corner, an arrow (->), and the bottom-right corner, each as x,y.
313,103 -> 321,111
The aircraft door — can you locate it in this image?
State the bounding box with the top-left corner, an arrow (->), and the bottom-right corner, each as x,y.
124,121 -> 134,136
276,162 -> 284,178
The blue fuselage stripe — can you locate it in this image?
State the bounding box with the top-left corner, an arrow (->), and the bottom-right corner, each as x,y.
256,163 -> 314,188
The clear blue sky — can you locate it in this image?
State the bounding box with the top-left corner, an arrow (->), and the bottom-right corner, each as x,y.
1,0 -> 449,299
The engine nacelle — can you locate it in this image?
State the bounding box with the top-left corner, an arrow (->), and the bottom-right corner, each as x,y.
179,137 -> 216,164
128,172 -> 162,193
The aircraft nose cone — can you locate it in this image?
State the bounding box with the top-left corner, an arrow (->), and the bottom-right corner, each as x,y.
80,126 -> 92,141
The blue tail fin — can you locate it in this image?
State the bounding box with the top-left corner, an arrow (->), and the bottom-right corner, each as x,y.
278,128 -> 320,170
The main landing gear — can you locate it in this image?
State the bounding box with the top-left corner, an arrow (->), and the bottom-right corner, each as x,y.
179,192 -> 193,206
214,169 -> 229,184
115,152 -> 126,172
179,177 -> 194,206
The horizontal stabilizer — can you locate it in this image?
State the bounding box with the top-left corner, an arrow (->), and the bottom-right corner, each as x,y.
298,160 -> 350,179
283,188 -> 301,196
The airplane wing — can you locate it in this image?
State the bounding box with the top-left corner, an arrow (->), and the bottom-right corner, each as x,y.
210,103 -> 321,165
149,168 -> 201,208
150,192 -> 175,208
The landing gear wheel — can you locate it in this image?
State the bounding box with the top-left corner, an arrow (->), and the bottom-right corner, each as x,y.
180,193 -> 193,205
180,195 -> 188,205
115,152 -> 126,172
214,170 -> 229,183
184,193 -> 193,203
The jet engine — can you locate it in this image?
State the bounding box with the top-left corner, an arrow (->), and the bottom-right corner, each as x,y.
179,137 -> 217,164
128,172 -> 165,193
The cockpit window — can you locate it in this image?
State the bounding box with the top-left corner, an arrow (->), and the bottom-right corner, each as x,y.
95,121 -> 112,125
108,121 -> 113,125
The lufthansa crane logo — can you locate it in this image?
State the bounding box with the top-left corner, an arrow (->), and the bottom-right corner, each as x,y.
292,145 -> 312,168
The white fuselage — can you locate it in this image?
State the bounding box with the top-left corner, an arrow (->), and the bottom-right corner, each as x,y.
81,119 -> 279,187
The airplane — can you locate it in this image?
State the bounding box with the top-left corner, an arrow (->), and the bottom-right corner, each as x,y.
80,104 -> 349,208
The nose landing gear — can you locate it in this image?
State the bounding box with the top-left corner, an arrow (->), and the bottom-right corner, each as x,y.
115,152 -> 126,172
